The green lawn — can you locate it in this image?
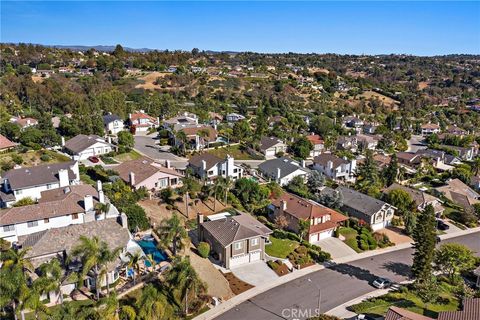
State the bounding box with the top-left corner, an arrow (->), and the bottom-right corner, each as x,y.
349,282 -> 459,318
113,150 -> 142,162
338,227 -> 363,253
206,145 -> 255,160
265,237 -> 299,258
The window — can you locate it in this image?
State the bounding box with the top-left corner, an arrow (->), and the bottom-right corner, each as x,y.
27,221 -> 39,228
251,238 -> 259,246
208,170 -> 214,176
3,225 -> 15,232
157,178 -> 168,188
44,218 -> 49,223
233,169 -> 238,173
234,242 -> 243,250
170,178 -> 177,185
15,190 -> 22,195
72,213 -> 79,220
47,184 -> 54,190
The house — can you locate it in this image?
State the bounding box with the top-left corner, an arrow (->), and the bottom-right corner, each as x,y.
175,125 -> 218,151
396,152 -> 422,168
342,116 -> 364,131
384,183 -> 444,216
355,134 -> 380,150
197,211 -> 272,269
259,136 -> 288,159
437,298 -> 480,320
306,134 -> 325,158
0,161 -> 80,207
0,182 -> 115,243
269,192 -> 347,243
63,134 -> 114,160
163,112 -> 198,129
385,306 -> 434,320
129,111 -> 160,132
373,154 -> 391,169
114,157 -> 183,191
188,153 -> 243,182
436,178 -> 480,211
439,145 -> 476,161
208,112 -> 223,125
363,123 -> 378,134
103,114 -> 124,135
337,186 -> 396,231
258,157 -> 310,186
312,153 -> 356,182
16,216 -> 130,299
10,116 -> 38,130
445,125 -> 467,137
225,113 -> 246,122
421,123 -> 440,135
336,136 -> 358,152
0,134 -> 17,152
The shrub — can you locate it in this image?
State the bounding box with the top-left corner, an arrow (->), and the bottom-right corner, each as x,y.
333,228 -> 340,238
197,242 -> 210,258
40,154 -> 51,162
11,154 -> 23,165
267,260 -> 280,270
273,229 -> 301,242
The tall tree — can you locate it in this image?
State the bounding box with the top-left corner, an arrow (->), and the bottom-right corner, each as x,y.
383,153 -> 399,186
355,149 -> 381,196
156,213 -> 188,256
434,243 -> 476,281
411,204 -> 436,282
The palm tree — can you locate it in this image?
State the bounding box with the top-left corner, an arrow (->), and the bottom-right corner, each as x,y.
166,257 -> 206,316
156,213 -> 187,256
220,176 -> 234,205
197,129 -> 210,149
70,236 -> 121,300
212,178 -> 224,212
95,292 -> 136,320
38,259 -> 63,304
126,251 -> 143,285
21,278 -> 51,320
1,248 -> 34,275
471,157 -> 480,175
135,284 -> 170,320
175,130 -> 188,155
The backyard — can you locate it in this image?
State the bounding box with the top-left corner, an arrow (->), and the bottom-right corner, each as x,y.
265,236 -> 299,258
0,150 -> 71,170
205,144 -> 256,160
113,150 -> 143,162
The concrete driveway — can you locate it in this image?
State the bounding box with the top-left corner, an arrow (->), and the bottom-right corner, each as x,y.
133,134 -> 188,168
231,261 -> 278,286
316,237 -> 357,259
443,220 -> 463,234
407,135 -> 427,153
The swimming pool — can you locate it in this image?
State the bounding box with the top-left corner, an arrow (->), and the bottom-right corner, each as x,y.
136,239 -> 168,266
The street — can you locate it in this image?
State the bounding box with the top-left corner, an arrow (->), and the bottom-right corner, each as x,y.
215,232 -> 480,320
133,134 -> 188,169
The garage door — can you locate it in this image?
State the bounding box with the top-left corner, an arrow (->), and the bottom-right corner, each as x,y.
371,220 -> 389,231
249,251 -> 261,262
319,229 -> 334,240
229,254 -> 250,268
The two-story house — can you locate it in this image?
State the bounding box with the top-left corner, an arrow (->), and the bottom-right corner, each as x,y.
0,161 -> 80,207
421,123 -> 441,135
174,125 -> 218,151
188,153 -> 243,182
225,113 -> 246,122
312,154 -> 356,182
337,186 -> 396,231
197,211 -> 272,269
259,136 -> 288,159
384,183 -> 445,216
269,192 -> 348,243
63,134 -> 114,161
258,157 -> 310,186
103,114 -> 125,135
163,112 -> 198,130
306,134 -> 325,158
129,111 -> 160,132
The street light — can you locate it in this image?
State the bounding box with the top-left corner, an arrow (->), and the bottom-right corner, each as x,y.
307,278 -> 322,317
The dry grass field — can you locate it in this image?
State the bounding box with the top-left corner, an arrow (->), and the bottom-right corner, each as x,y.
135,71 -> 170,90
358,90 -> 400,107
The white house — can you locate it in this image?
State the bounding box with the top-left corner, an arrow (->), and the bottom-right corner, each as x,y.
0,161 -> 80,207
421,123 -> 441,135
312,154 -> 356,182
225,113 -> 246,122
163,112 -> 198,129
306,134 -> 325,158
103,114 -> 125,135
129,111 -> 160,132
188,153 -> 243,182
258,157 -> 310,186
259,136 -> 288,159
63,134 -> 114,161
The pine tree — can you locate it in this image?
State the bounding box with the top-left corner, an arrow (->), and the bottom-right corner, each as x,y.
411,204 -> 436,282
355,149 -> 380,195
383,153 -> 399,186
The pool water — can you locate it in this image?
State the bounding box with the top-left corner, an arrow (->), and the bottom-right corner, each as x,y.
136,239 -> 167,266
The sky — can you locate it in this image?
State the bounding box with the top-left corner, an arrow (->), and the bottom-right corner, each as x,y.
1,1 -> 479,55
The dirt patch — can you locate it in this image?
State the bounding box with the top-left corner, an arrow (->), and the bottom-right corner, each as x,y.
31,76 -> 45,83
222,272 -> 254,295
135,72 -> 170,90
358,90 -> 400,107
380,226 -> 412,245
418,81 -> 430,90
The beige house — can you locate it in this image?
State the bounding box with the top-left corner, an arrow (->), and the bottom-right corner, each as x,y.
198,212 -> 272,269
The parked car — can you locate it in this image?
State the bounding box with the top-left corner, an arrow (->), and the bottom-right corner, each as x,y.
436,219 -> 450,231
88,156 -> 100,163
372,277 -> 392,289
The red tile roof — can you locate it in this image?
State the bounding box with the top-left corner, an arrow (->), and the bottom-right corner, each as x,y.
0,134 -> 17,150
306,134 -> 324,145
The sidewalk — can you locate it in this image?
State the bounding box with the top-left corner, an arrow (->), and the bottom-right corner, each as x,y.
194,227 -> 480,320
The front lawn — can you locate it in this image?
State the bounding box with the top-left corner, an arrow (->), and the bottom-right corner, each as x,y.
205,145 -> 256,160
265,236 -> 299,258
113,150 -> 142,162
349,281 -> 460,318
339,227 -> 362,253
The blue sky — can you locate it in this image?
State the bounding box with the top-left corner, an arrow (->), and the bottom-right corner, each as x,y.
1,1 -> 479,55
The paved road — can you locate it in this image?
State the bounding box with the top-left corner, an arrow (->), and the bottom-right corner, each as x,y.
215,232 -> 480,320
407,135 -> 427,153
133,134 -> 188,168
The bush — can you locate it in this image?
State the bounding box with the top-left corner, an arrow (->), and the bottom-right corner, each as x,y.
39,154 -> 51,162
11,154 -> 23,165
273,229 -> 301,242
197,242 -> 210,258
123,204 -> 150,232
267,260 -> 280,270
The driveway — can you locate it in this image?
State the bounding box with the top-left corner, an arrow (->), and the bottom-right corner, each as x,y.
231,261 -> 278,286
443,220 -> 463,234
133,134 -> 188,168
315,237 -> 357,259
406,135 -> 427,153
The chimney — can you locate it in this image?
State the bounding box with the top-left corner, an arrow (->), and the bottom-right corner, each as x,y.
197,214 -> 204,239
129,113 -> 132,120
96,180 -> 103,192
277,168 -> 281,180
281,200 -> 287,211
301,160 -> 306,168
129,172 -> 135,186
58,169 -> 69,187
61,136 -> 65,147
3,179 -> 9,192
156,117 -> 160,125
120,212 -> 128,229
98,190 -> 105,204
327,160 -> 333,170
165,160 -> 171,168
84,195 -> 94,212
107,136 -> 112,144
202,160 -> 207,171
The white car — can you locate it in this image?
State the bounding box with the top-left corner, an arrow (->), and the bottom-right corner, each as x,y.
372,277 -> 392,289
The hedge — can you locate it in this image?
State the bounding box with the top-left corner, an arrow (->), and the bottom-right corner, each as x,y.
272,229 -> 301,242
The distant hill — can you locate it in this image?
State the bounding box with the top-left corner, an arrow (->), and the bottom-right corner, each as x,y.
47,45 -> 155,53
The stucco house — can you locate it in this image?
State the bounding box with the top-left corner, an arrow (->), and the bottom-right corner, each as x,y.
384,183 -> 444,216
188,153 -> 243,182
129,111 -> 160,132
258,157 -> 310,186
259,136 -> 288,159
197,211 -> 272,269
312,153 -> 356,182
421,123 -> 440,135
103,114 -> 125,135
0,134 -> 17,153
306,134 -> 325,158
269,192 -> 347,243
114,157 -> 183,191
337,186 -> 396,231
63,134 -> 114,161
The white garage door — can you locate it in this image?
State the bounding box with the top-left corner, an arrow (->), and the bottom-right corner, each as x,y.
371,220 -> 389,231
249,251 -> 261,262
319,229 -> 334,240
229,254 -> 250,268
